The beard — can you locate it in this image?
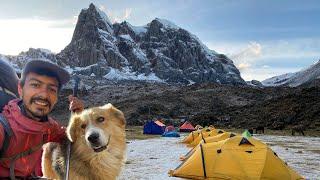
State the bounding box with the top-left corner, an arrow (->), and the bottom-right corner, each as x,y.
23,96 -> 53,119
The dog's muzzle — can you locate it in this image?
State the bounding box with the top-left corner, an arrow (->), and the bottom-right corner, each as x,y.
87,133 -> 110,153
93,145 -> 107,152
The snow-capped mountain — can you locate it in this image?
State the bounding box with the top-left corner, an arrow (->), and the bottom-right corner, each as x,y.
56,3 -> 245,85
262,59 -> 320,87
2,3 -> 245,85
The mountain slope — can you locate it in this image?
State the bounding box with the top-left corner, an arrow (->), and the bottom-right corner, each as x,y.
262,59 -> 320,87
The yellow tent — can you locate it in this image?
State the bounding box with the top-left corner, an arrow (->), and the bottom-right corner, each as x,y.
187,129 -> 226,147
182,127 -> 214,144
180,132 -> 238,161
170,136 -> 304,180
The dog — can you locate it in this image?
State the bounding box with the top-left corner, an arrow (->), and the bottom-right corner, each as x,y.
292,124 -> 305,136
42,103 -> 126,180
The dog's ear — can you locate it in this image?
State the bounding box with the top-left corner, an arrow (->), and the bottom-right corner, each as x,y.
67,115 -> 81,142
101,103 -> 113,110
102,103 -> 126,126
113,108 -> 126,126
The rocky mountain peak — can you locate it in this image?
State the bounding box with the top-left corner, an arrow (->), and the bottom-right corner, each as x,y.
71,3 -> 113,42
57,3 -> 119,67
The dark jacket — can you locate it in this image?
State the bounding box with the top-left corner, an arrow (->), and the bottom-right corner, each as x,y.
0,59 -> 19,112
0,91 -> 16,113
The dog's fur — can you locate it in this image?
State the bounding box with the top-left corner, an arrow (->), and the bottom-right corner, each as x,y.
42,103 -> 126,180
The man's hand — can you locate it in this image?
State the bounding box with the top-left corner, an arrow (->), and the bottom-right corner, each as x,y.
68,95 -> 84,113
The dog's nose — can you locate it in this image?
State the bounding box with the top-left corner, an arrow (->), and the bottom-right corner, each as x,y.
88,133 -> 100,144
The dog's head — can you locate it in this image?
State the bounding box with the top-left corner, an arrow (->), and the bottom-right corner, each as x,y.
67,103 -> 126,153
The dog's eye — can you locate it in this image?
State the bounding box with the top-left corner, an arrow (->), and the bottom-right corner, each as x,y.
97,117 -> 105,123
81,124 -> 87,129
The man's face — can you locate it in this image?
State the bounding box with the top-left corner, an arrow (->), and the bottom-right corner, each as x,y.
18,72 -> 59,120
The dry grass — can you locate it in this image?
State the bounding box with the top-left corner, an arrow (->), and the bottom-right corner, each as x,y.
222,128 -> 320,137
125,126 -> 160,140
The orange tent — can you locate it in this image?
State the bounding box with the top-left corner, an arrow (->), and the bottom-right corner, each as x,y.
154,120 -> 165,127
179,121 -> 195,132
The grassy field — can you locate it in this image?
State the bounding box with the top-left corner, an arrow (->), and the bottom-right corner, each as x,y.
125,126 -> 320,140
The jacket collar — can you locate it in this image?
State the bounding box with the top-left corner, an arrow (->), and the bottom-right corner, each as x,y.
2,99 -> 56,134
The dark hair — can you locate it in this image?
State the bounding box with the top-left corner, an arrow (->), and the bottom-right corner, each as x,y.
20,67 -> 62,91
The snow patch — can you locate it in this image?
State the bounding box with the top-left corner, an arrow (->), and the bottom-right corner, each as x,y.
187,79 -> 196,85
190,34 -> 218,57
119,34 -> 134,42
155,18 -> 180,30
104,67 -> 164,82
132,48 -> 149,64
94,5 -> 114,34
126,22 -> 147,35
262,73 -> 295,86
98,28 -> 117,46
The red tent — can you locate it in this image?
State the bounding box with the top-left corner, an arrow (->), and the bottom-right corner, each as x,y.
179,121 -> 195,132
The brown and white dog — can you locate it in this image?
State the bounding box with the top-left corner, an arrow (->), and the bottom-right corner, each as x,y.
42,103 -> 126,180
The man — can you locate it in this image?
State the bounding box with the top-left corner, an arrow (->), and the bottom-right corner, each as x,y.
0,60 -> 84,179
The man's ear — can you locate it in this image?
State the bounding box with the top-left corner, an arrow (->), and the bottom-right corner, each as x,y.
67,116 -> 80,142
17,80 -> 23,98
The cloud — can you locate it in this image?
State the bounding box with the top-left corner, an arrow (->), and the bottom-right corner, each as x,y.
0,18 -> 74,55
98,6 -> 132,23
237,63 -> 251,70
230,41 -> 262,70
99,5 -> 106,11
260,38 -> 320,59
206,38 -> 320,81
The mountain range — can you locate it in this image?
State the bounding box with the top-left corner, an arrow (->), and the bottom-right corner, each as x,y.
262,59 -> 320,87
1,3 -> 245,85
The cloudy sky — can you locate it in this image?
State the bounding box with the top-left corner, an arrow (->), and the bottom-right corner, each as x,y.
0,0 -> 319,81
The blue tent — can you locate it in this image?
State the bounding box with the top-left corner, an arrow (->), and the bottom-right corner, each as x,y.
162,131 -> 180,137
143,120 -> 166,135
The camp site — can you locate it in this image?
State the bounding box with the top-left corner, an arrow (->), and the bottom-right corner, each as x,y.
1,1 -> 320,180
121,122 -> 319,179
